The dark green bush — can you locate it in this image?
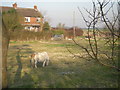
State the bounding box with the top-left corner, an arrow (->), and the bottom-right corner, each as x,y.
10,30 -> 52,41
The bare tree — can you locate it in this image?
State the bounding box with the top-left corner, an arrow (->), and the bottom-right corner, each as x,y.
67,0 -> 120,71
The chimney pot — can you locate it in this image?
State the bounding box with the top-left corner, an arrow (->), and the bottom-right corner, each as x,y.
34,5 -> 37,10
13,3 -> 17,9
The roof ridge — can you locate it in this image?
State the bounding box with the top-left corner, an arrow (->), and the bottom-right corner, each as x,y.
1,6 -> 35,10
17,7 -> 35,10
0,6 -> 13,8
1,6 -> 43,17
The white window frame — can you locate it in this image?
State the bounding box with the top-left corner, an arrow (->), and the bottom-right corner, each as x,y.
36,17 -> 40,22
25,17 -> 30,22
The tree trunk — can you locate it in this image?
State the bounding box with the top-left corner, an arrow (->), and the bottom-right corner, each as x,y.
2,19 -> 10,88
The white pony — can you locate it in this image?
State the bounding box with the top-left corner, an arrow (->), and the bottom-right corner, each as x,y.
30,52 -> 49,68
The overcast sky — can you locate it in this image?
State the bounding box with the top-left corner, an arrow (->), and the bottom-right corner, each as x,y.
1,0 -> 118,28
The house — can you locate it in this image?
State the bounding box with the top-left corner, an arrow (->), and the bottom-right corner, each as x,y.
1,3 -> 44,32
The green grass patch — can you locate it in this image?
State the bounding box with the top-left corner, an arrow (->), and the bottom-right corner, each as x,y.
7,40 -> 119,88
45,43 -> 75,47
10,41 -> 17,43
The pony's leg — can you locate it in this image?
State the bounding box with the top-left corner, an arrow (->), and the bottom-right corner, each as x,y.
42,60 -> 46,67
35,60 -> 38,68
30,59 -> 35,68
46,60 -> 49,66
30,60 -> 32,67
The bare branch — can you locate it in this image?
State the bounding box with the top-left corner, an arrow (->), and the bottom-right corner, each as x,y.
72,39 -> 95,60
66,45 -> 91,60
84,8 -> 94,18
98,60 -> 120,71
103,0 -> 111,8
77,7 -> 88,23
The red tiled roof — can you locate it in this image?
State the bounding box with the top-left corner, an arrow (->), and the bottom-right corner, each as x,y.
1,6 -> 43,17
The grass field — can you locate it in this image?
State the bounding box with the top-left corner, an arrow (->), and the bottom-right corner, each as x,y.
7,40 -> 118,88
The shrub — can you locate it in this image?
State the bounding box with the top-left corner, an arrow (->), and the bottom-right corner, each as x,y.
10,30 -> 52,41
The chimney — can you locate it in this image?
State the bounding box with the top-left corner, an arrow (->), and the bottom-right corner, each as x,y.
13,3 -> 17,9
34,5 -> 37,10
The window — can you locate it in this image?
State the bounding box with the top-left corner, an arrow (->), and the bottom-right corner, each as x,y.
36,18 -> 40,22
24,26 -> 30,30
25,17 -> 30,22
